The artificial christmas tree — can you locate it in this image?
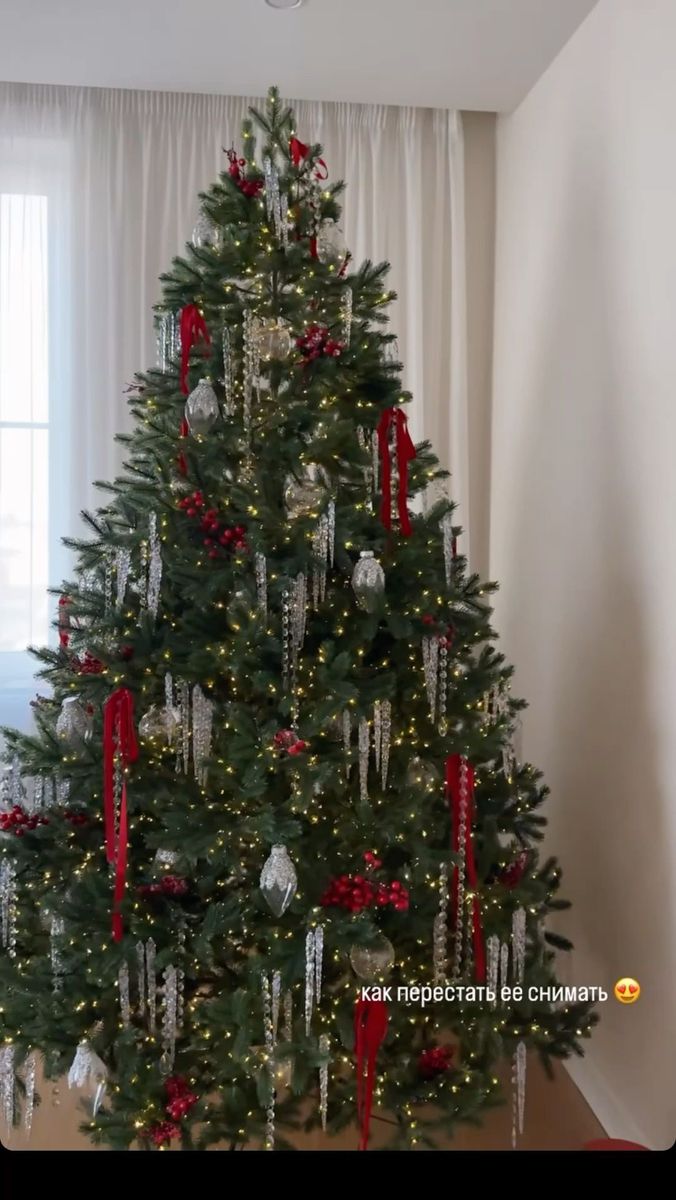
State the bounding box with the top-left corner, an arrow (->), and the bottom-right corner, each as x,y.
0,89 -> 596,1152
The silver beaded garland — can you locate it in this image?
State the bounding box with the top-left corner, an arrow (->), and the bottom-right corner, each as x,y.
452,758 -> 470,979
261,972 -> 276,1151
433,863 -> 449,985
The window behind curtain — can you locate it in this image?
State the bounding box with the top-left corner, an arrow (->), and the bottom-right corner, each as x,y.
0,135 -> 70,729
0,192 -> 50,657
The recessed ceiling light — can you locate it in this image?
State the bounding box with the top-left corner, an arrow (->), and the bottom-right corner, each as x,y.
265,0 -> 304,9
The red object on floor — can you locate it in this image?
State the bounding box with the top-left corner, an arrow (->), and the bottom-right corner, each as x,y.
583,1138 -> 650,1150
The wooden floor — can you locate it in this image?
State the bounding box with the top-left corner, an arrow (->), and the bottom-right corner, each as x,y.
4,1055 -> 604,1151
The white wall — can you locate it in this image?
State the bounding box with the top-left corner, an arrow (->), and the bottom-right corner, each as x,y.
492,0 -> 676,1150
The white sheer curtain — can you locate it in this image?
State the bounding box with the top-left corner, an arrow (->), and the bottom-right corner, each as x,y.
0,83 -> 468,727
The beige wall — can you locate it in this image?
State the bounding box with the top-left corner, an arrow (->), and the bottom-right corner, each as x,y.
492,0 -> 676,1150
463,112 -> 496,581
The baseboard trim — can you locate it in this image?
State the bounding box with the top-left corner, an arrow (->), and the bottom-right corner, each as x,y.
564,1056 -> 654,1149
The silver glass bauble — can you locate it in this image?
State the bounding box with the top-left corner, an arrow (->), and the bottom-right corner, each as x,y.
317,223 -> 347,268
259,844 -> 297,917
185,378 -> 219,435
284,473 -> 324,519
254,317 -> 292,360
55,696 -> 93,745
351,551 -> 385,612
139,705 -> 180,744
349,934 -> 395,981
192,211 -> 220,249
154,849 -> 179,871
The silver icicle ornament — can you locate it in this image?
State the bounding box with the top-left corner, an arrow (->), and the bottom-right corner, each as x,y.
259,845 -> 298,917
185,378 -> 219,435
351,551 -> 385,612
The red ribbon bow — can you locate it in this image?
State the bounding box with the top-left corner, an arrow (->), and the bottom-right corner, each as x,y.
58,594 -> 71,647
103,688 -> 139,942
289,136 -> 328,180
179,304 -> 211,396
445,754 -> 486,982
354,997 -> 389,1150
376,407 -> 417,537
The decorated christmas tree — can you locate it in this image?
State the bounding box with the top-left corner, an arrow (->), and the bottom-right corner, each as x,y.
0,89 -> 596,1151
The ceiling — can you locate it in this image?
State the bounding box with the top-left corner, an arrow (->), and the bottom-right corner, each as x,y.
0,0 -> 598,113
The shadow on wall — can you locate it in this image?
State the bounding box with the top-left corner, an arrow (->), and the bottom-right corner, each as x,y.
494,135 -> 675,1149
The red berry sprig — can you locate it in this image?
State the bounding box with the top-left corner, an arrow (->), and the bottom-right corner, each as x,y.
144,1119 -> 181,1148
178,492 -> 247,560
273,729 -> 308,756
165,1076 -> 198,1121
296,324 -> 343,363
63,810 -> 88,827
227,148 -> 264,198
320,873 -> 409,914
418,1045 -> 454,1078
73,651 -> 105,675
138,875 -> 189,899
142,1077 -> 198,1145
0,806 -> 49,835
497,850 -> 530,889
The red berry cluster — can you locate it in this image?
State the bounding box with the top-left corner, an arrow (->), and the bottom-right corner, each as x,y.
320,870 -> 409,914
296,324 -> 343,362
498,850 -> 529,889
422,615 -> 455,650
64,810 -> 88,827
0,806 -> 49,835
164,1075 -> 198,1121
418,1044 -> 454,1078
143,1077 -> 198,1146
273,729 -> 308,756
227,148 -> 264,198
138,874 -> 189,899
73,651 -> 105,675
177,491 -> 247,559
145,1119 -> 181,1148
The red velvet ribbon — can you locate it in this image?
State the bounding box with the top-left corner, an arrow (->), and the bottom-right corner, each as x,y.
58,595 -> 71,648
354,997 -> 388,1150
376,407 -> 417,537
179,305 -> 211,396
445,754 -> 486,982
103,688 -> 139,942
289,137 -> 328,179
